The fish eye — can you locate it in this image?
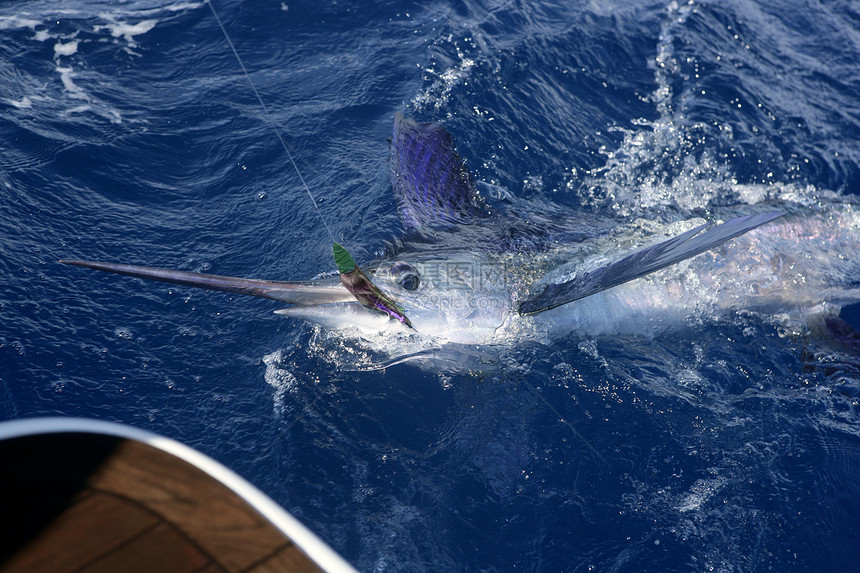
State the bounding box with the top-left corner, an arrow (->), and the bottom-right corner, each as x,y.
391,262 -> 420,291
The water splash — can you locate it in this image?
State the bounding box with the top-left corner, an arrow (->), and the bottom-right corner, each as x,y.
580,0 -> 829,217
263,349 -> 299,416
413,54 -> 476,113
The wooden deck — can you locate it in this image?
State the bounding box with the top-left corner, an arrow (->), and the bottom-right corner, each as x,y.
0,432 -> 326,572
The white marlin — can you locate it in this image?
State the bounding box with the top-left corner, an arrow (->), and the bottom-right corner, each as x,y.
62,114 -> 860,356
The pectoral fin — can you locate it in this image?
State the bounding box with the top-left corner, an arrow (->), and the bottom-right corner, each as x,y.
518,211 -> 785,315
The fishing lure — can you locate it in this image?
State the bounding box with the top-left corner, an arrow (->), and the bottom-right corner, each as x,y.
333,243 -> 413,328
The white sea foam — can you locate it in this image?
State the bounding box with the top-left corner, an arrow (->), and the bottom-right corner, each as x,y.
263,350 -> 299,416
105,2 -> 203,18
413,56 -> 476,112
52,41 -> 122,123
677,475 -> 727,512
0,16 -> 40,31
7,97 -> 32,109
62,104 -> 92,116
53,39 -> 79,58
95,14 -> 157,48
56,66 -> 87,100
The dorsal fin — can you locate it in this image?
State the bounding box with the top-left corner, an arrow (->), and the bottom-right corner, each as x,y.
389,113 -> 488,229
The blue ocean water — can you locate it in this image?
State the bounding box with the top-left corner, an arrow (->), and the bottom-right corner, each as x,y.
2,0 -> 860,571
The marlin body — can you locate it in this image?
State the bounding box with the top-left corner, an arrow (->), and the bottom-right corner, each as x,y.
63,114 -> 860,353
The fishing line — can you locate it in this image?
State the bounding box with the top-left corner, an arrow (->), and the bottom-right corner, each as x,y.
206,0 -> 336,244
520,378 -> 607,465
207,1 -> 414,327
